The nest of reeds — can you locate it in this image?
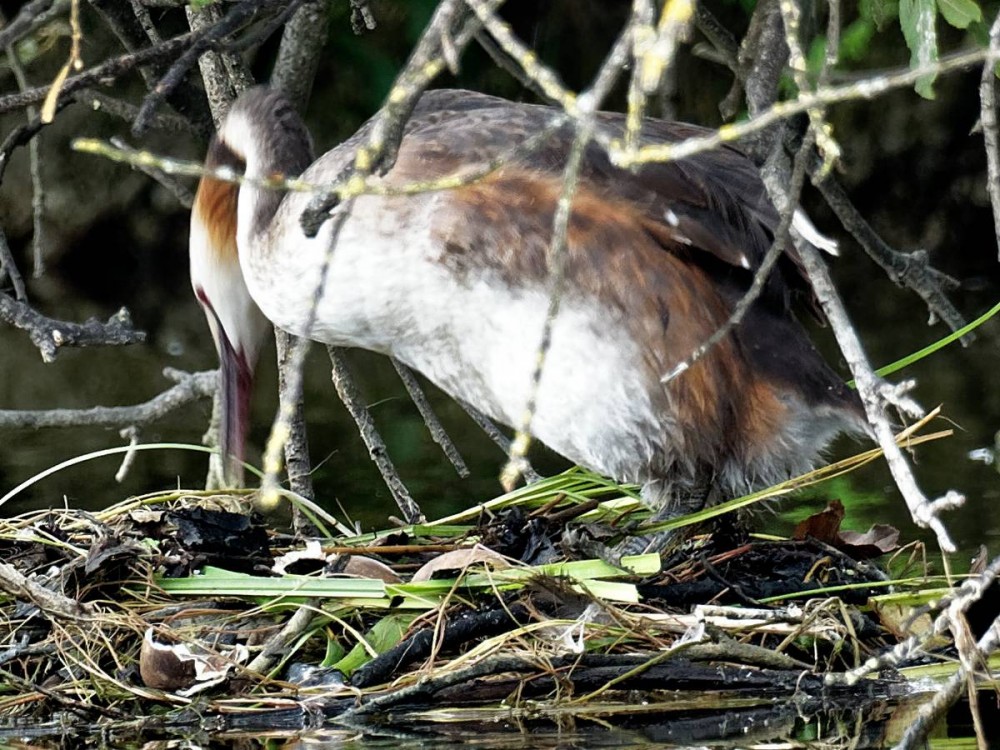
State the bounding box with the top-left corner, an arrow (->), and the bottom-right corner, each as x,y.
0,459 -> 976,745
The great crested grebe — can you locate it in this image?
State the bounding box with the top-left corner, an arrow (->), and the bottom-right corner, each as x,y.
190,86 -> 866,519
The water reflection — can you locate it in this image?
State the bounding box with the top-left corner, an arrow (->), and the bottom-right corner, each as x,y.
2,687 -> 990,748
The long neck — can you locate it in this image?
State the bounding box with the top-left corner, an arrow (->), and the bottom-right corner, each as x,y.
219,87 -> 315,248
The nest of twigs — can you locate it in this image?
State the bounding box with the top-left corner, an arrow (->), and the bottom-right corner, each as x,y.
0,471 -> 960,744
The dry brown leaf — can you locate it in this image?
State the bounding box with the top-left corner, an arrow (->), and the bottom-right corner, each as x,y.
793,500 -> 845,544
341,555 -> 403,583
411,544 -> 511,582
838,525 -> 901,557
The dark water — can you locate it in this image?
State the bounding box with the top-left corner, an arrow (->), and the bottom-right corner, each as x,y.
0,689 -> 991,747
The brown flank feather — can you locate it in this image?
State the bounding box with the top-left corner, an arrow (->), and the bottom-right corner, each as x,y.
433,168 -> 799,471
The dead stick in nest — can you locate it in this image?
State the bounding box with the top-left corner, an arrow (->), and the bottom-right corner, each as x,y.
0,562 -> 95,619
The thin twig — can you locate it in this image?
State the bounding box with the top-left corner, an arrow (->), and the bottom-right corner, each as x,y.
0,100 -> 71,184
114,426 -> 141,483
747,0 -> 965,554
799,249 -> 963,553
6,35 -> 46,278
81,91 -> 197,133
812,172 -> 967,338
981,9 -> 1000,262
109,137 -> 194,208
777,0 -> 840,169
662,130 -> 817,385
897,620 -> 1000,748
129,0 -> 163,44
266,0 -> 333,511
274,329 -> 315,503
0,32 -> 195,115
300,0 -> 489,235
612,46 -> 1000,168
0,562 -> 95,620
456,401 -> 541,484
0,229 -> 27,301
0,369 -> 216,429
328,347 -> 423,524
133,0 -> 297,135
0,295 -> 145,363
473,30 -> 553,102
0,0 -> 67,52
246,600 -> 316,675
392,360 -> 469,479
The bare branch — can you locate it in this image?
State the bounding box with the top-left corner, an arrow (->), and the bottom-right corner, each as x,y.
114,425 -> 141,482
88,0 -> 163,87
348,0 -> 377,34
663,130 -> 817,385
275,329 -> 315,504
981,9 -> 1000,262
797,244 -> 963,553
458,400 -> 541,484
6,33 -> 47,278
474,30 -> 553,102
0,294 -> 145,363
0,562 -> 95,620
328,347 -> 423,524
0,32 -> 195,116
0,100 -> 70,183
736,0 -> 787,157
812,171 -> 967,338
0,228 -> 27,303
844,558 -> 1000,748
270,0 -> 331,109
87,0 -> 211,132
613,46 -> 1000,168
129,0 -> 163,44
0,368 -> 214,430
187,2 -> 239,129
0,0 -> 68,51
741,0 -> 965,554
267,0 -> 334,508
133,0 -> 302,135
392,360 -> 469,479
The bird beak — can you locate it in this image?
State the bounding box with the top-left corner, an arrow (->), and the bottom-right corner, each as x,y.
211,306 -> 255,486
194,284 -> 268,488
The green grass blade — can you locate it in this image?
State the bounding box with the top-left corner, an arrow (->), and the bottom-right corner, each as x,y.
849,299 -> 1000,385
0,443 -> 263,508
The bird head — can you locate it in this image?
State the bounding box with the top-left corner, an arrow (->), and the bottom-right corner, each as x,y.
189,136 -> 271,485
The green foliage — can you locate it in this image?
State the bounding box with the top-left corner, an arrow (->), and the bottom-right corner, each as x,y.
863,0 -> 902,30
332,614 -> 416,676
840,18 -> 878,61
897,0 -> 983,98
938,0 -> 984,28
803,0 -> 984,99
900,0 -> 940,98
